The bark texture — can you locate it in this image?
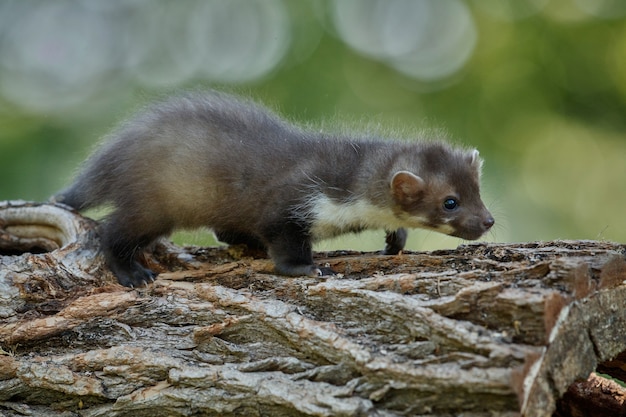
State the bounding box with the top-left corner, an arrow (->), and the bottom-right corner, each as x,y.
1,201 -> 626,416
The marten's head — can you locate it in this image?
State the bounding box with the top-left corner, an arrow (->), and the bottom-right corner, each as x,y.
391,142 -> 494,240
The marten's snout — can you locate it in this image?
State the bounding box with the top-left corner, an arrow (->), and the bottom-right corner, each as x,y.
449,209 -> 494,241
480,211 -> 495,235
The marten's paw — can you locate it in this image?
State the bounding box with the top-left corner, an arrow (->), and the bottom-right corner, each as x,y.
109,259 -> 157,287
273,261 -> 336,278
315,265 -> 336,277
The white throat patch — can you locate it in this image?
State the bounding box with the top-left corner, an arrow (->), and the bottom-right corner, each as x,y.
307,195 -> 429,240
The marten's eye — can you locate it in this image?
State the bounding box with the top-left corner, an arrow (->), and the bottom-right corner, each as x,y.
443,198 -> 459,211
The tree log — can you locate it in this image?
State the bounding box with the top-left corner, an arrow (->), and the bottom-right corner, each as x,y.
1,200 -> 626,416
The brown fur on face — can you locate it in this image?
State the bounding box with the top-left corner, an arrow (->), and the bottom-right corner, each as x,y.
382,143 -> 492,240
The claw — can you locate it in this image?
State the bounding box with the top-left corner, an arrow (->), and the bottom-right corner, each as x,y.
317,266 -> 336,277
109,259 -> 158,287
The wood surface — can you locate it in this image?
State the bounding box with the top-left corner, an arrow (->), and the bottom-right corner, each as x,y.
1,201 -> 626,416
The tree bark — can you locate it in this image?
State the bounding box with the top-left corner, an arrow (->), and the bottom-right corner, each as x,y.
1,200 -> 626,416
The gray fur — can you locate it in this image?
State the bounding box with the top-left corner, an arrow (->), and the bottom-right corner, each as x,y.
54,91 -> 494,286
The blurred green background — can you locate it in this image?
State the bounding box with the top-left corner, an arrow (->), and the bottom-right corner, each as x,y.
1,0 -> 625,252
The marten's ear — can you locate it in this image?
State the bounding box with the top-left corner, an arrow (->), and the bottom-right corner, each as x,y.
391,171 -> 425,204
469,149 -> 483,173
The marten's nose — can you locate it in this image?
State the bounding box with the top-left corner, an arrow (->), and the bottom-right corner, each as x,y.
483,217 -> 495,230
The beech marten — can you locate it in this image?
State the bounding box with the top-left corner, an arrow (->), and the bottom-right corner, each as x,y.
53,91 -> 494,287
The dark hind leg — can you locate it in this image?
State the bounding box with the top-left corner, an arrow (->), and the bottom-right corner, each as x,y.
214,229 -> 266,251
100,212 -> 171,287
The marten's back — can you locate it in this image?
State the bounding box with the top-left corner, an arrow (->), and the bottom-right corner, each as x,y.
54,92 -> 371,229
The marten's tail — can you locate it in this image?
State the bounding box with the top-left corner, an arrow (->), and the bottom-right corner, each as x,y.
50,182 -> 95,210
50,154 -> 114,211
51,113 -> 153,211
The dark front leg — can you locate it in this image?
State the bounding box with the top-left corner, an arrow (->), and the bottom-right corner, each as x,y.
262,221 -> 334,277
383,228 -> 407,255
